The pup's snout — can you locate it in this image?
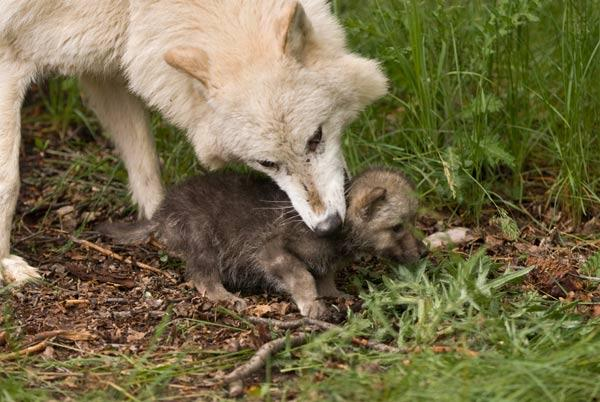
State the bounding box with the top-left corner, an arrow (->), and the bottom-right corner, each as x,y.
314,213 -> 342,237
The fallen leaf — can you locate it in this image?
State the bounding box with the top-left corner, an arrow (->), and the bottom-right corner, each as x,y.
248,304 -> 273,317
127,329 -> 146,342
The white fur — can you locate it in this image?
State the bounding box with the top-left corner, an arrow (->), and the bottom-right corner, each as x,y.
0,255 -> 40,284
0,0 -> 387,283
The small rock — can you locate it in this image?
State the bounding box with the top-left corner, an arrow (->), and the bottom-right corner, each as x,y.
56,205 -> 75,217
51,264 -> 65,275
42,345 -> 56,359
228,380 -> 244,398
425,227 -> 475,250
81,211 -> 98,222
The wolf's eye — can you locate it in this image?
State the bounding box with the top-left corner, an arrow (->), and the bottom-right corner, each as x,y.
258,160 -> 279,170
391,223 -> 403,233
307,126 -> 323,152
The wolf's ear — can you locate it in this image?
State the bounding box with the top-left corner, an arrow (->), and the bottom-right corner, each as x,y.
341,54 -> 388,109
164,46 -> 210,88
356,187 -> 387,219
277,1 -> 314,63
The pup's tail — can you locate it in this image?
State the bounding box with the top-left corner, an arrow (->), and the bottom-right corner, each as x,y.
96,219 -> 157,244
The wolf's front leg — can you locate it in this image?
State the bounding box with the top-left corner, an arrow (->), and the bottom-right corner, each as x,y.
79,75 -> 164,219
258,246 -> 328,319
0,52 -> 39,285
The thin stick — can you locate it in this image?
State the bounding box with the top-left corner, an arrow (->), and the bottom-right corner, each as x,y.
70,236 -> 171,279
246,316 -> 403,353
246,316 -> 337,331
65,299 -> 90,307
31,329 -> 94,342
567,272 -> 600,282
0,340 -> 48,361
31,330 -> 67,342
222,333 -> 308,385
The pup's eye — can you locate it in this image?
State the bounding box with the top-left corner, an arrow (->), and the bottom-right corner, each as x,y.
258,160 -> 279,170
307,126 -> 323,152
391,223 -> 403,233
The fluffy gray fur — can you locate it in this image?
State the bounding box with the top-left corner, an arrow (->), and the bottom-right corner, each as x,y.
98,167 -> 426,318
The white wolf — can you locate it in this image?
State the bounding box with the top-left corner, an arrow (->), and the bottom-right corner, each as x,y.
0,0 -> 387,283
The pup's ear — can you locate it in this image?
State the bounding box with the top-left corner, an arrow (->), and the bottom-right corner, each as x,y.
277,1 -> 314,63
356,187 -> 387,219
164,46 -> 210,88
341,54 -> 388,109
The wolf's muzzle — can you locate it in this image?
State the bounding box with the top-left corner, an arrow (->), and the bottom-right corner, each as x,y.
314,212 -> 342,237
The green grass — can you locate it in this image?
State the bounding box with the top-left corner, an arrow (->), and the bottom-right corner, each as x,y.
288,252 -> 600,401
3,0 -> 600,401
339,0 -> 600,221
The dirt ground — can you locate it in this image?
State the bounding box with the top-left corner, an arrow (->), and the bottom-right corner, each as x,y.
1,88 -> 599,397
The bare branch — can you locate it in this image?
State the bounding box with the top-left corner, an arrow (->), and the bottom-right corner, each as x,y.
223,333 -> 308,385
246,316 -> 337,331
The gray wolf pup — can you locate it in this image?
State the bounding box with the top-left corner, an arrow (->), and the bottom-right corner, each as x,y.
0,0 -> 388,283
99,167 -> 427,318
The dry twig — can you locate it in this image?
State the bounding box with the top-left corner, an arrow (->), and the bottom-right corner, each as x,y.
246,316 -> 336,331
0,340 -> 48,361
70,236 -> 172,279
31,329 -> 95,342
223,332 -> 308,385
65,299 -> 90,307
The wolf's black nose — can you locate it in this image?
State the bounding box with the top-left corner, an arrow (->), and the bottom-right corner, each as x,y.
314,213 -> 342,237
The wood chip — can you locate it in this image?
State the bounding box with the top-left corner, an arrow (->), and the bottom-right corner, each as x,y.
65,299 -> 90,307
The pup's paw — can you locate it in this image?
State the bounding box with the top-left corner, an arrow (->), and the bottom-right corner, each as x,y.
194,282 -> 248,312
320,288 -> 353,300
299,299 -> 329,319
229,296 -> 248,312
1,255 -> 41,285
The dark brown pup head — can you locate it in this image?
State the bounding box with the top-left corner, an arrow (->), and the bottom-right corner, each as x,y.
346,167 -> 427,264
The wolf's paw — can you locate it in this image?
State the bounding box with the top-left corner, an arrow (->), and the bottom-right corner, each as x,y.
299,299 -> 329,319
1,255 -> 41,285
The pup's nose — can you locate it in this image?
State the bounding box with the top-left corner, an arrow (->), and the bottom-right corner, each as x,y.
314,213 -> 342,237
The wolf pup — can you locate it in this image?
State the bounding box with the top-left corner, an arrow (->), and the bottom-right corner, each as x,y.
0,1 -> 387,283
99,167 -> 427,318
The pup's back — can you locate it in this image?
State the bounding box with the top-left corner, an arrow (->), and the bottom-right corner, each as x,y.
101,170 -> 295,250
155,172 -> 295,258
